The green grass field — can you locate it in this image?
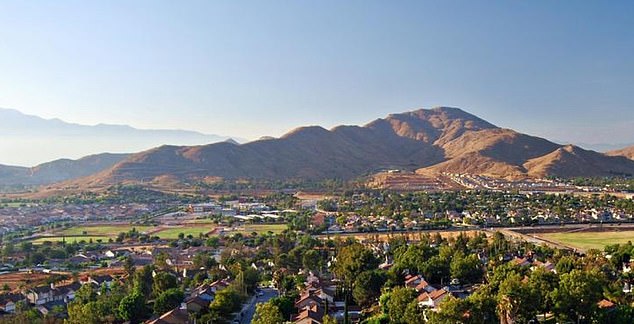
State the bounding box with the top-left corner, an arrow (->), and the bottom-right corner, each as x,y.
34,223 -> 287,242
30,236 -> 111,244
237,224 -> 287,235
58,225 -> 155,237
185,219 -> 217,224
540,231 -> 634,250
154,225 -> 215,239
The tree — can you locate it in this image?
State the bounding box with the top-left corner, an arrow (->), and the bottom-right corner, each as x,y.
302,249 -> 320,271
66,301 -> 104,324
269,295 -> 295,321
420,255 -> 450,284
133,265 -> 154,298
450,252 -> 484,284
154,252 -> 171,271
403,300 -> 425,324
527,267 -> 558,317
152,272 -> 178,296
154,288 -> 185,314
210,287 -> 242,317
333,243 -> 379,289
118,290 -> 148,324
353,270 -> 386,307
496,273 -> 538,324
124,255 -> 136,278
428,296 -> 473,324
551,269 -> 604,322
555,256 -> 577,274
75,283 -> 97,303
193,252 -> 217,269
236,268 -> 260,294
252,302 -> 283,324
385,287 -> 417,323
323,314 -> 338,324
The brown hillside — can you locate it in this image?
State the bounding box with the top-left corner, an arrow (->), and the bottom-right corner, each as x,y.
524,145 -> 634,178
57,107 -> 634,187
607,146 -> 634,160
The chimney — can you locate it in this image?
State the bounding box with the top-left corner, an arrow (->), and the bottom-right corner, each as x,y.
180,302 -> 187,310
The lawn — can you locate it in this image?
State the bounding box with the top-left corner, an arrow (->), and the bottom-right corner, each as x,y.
30,235 -> 111,244
184,219 -> 217,224
236,223 -> 287,235
57,225 -> 155,237
154,225 -> 216,239
540,231 -> 634,250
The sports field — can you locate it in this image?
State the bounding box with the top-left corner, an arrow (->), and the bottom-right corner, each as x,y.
237,224 -> 287,235
539,231 -> 634,250
30,235 -> 111,244
58,225 -> 155,236
154,225 -> 215,239
30,223 -> 287,243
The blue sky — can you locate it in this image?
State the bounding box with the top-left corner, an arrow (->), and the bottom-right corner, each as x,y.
0,0 -> 633,144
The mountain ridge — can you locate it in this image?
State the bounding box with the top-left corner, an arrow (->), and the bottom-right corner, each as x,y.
61,107 -> 634,188
0,153 -> 130,187
0,107 -> 243,166
607,146 -> 634,161
4,106 -> 634,189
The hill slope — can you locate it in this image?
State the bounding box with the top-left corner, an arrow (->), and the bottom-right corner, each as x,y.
0,153 -> 130,186
607,146 -> 634,161
62,106 -> 634,187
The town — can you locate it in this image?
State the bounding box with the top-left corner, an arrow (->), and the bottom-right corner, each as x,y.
0,182 -> 633,323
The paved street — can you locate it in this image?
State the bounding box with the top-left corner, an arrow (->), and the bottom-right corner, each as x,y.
238,287 -> 278,324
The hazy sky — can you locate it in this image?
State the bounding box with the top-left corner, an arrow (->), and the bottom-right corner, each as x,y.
1,1 -> 633,144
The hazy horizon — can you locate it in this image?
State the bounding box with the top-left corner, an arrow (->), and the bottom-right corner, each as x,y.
1,1 -> 633,164
2,105 -> 633,167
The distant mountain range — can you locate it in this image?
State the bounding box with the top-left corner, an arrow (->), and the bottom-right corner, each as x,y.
0,108 -> 242,167
61,107 -> 634,188
3,106 -> 634,189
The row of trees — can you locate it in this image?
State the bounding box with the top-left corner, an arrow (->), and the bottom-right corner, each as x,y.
327,231 -> 634,323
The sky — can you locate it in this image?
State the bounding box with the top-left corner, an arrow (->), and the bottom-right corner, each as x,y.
0,0 -> 633,145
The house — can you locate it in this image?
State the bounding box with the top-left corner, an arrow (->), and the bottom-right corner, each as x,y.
312,288 -> 335,303
35,300 -> 66,317
415,280 -> 437,294
81,274 -> 115,289
25,281 -> 83,306
190,283 -> 215,301
69,254 -> 92,265
56,282 -> 82,303
293,304 -> 325,324
417,289 -> 450,308
404,274 -> 424,288
295,294 -> 324,310
185,296 -> 210,313
147,306 -> 190,324
0,293 -> 24,313
531,260 -> 555,272
597,299 -> 616,310
513,257 -> 531,267
26,285 -> 58,305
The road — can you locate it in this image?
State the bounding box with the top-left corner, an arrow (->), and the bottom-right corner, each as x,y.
238,287 -> 278,324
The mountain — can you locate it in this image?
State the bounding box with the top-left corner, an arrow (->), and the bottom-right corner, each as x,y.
63,107 -> 634,187
525,145 -> 634,178
606,146 -> 634,161
0,108 -> 242,166
0,153 -> 130,187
